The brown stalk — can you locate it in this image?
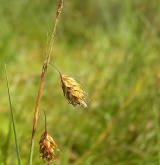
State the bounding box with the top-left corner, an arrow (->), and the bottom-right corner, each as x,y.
29,0 -> 64,164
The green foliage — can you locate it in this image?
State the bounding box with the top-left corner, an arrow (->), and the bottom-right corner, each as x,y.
0,0 -> 160,164
4,65 -> 21,164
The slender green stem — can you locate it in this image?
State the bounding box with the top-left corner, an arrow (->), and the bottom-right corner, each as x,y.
153,105 -> 160,165
49,63 -> 62,76
3,121 -> 11,165
29,139 -> 34,165
4,64 -> 21,165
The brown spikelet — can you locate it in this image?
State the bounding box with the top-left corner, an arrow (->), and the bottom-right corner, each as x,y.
60,74 -> 87,108
39,131 -> 59,163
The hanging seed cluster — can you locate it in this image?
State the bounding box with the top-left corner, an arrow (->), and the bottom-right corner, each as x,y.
39,131 -> 59,163
60,74 -> 87,108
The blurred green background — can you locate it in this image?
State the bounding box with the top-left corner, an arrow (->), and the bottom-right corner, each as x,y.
0,0 -> 160,164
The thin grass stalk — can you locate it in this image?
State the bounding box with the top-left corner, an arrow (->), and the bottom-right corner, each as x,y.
4,64 -> 21,165
153,105 -> 160,165
28,1 -> 64,164
3,121 -> 11,165
43,109 -> 47,132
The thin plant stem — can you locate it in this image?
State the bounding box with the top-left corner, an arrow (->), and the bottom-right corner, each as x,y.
46,0 -> 64,64
153,105 -> 160,165
3,121 -> 11,165
29,64 -> 46,165
4,64 -> 21,165
49,63 -> 62,76
43,109 -> 47,132
28,1 -> 64,164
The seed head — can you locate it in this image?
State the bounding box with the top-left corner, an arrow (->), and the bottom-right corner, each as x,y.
60,75 -> 87,108
39,131 -> 59,163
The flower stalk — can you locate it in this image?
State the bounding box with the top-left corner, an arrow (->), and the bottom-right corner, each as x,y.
28,1 -> 64,164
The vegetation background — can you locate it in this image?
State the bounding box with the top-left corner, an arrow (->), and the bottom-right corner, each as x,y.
0,0 -> 160,164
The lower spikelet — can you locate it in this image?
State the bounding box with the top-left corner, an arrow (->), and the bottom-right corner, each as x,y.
60,75 -> 87,108
39,131 -> 59,163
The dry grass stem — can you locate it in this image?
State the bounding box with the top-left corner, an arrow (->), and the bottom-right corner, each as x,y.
29,0 -> 64,164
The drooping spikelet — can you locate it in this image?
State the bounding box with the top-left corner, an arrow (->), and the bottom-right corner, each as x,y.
60,74 -> 87,108
39,131 -> 59,163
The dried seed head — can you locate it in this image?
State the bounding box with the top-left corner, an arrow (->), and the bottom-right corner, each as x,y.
39,131 -> 59,163
60,75 -> 87,108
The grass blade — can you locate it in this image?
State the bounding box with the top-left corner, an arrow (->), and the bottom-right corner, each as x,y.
2,121 -> 11,165
4,64 -> 21,165
153,105 -> 160,165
